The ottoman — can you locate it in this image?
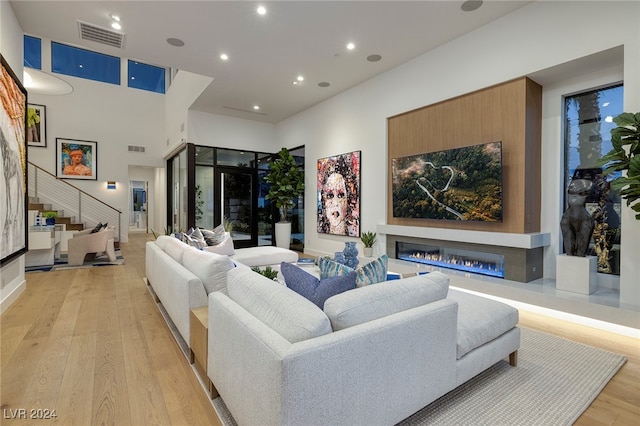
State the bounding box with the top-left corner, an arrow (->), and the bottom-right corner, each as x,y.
448,288 -> 521,385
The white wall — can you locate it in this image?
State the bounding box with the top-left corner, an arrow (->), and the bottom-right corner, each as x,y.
26,39 -> 166,243
188,110 -> 278,153
165,70 -> 213,153
0,0 -> 27,312
276,1 -> 640,307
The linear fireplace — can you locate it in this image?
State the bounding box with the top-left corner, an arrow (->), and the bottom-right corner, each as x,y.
380,226 -> 549,283
397,242 -> 505,278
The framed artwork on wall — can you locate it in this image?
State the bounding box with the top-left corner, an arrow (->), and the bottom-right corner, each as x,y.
317,150 -> 361,237
1,55 -> 29,265
56,138 -> 97,180
27,103 -> 46,147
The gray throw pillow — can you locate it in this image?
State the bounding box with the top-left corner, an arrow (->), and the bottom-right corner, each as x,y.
202,224 -> 226,246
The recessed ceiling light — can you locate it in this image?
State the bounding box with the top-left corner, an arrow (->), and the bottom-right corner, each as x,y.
167,38 -> 185,47
297,75 -> 304,82
318,82 -> 330,88
111,22 -> 121,30
367,54 -> 382,62
109,14 -> 120,21
346,42 -> 355,50
220,53 -> 229,61
461,0 -> 483,12
293,81 -> 299,85
253,105 -> 260,110
257,6 -> 266,15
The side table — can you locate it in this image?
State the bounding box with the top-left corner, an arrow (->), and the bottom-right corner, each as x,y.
189,306 -> 219,398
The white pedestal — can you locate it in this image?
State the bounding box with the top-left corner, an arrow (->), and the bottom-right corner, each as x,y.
556,254 -> 598,295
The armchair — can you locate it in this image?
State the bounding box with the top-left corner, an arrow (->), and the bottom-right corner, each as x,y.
67,226 -> 116,266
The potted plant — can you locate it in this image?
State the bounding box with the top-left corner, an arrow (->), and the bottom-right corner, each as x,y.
43,211 -> 57,226
264,147 -> 305,248
596,112 -> 640,220
361,231 -> 376,257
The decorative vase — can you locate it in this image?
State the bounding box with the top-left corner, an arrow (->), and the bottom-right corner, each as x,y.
46,217 -> 55,225
334,252 -> 346,264
343,241 -> 359,268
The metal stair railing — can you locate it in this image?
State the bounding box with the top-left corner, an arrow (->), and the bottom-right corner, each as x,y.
28,162 -> 122,242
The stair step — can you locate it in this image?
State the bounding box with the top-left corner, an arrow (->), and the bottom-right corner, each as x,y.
28,203 -> 52,211
66,223 -> 85,231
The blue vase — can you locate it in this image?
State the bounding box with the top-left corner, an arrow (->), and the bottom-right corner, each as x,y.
343,241 -> 359,268
334,252 -> 346,264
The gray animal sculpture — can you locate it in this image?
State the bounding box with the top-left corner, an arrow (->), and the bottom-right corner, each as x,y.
560,179 -> 595,257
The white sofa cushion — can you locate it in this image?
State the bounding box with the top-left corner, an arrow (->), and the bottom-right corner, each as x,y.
227,267 -> 332,343
448,289 -> 519,359
182,248 -> 235,294
231,246 -> 298,267
323,271 -> 450,331
156,235 -> 191,264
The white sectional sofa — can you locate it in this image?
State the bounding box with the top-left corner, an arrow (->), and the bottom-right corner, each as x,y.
207,266 -> 520,426
145,235 -> 298,346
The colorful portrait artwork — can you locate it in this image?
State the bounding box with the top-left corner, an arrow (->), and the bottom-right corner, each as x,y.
1,55 -> 28,265
317,150 -> 361,237
56,138 -> 97,180
27,104 -> 46,147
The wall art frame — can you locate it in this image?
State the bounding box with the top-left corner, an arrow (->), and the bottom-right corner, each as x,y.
317,150 -> 361,237
1,54 -> 29,265
27,103 -> 46,147
56,137 -> 97,180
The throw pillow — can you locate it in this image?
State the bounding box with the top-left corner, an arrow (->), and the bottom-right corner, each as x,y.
280,262 -> 356,309
91,222 -> 103,233
182,233 -> 207,249
203,232 -> 235,255
319,255 -> 389,287
202,224 -> 226,246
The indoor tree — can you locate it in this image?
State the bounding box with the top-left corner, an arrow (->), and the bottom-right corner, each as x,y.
596,112 -> 640,220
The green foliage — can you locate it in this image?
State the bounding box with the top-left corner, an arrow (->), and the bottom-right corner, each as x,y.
596,112 -> 640,220
42,211 -> 58,219
360,231 -> 377,248
251,265 -> 279,281
195,184 -> 204,223
264,147 -> 305,222
392,144 -> 502,221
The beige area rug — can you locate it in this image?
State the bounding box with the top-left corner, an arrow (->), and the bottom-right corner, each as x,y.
212,327 -> 626,426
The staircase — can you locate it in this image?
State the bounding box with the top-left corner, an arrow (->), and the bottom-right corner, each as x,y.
28,198 -> 84,231
28,162 -> 122,242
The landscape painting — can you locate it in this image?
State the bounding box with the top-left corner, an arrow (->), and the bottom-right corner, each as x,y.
392,141 -> 503,222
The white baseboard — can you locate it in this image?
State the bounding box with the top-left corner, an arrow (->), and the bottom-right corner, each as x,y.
0,279 -> 26,314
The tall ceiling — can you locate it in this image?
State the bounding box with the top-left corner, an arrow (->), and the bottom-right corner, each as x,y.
10,0 -> 531,123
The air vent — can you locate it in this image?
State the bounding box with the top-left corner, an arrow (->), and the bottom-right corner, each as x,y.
77,20 -> 125,49
223,105 -> 267,116
128,145 -> 146,153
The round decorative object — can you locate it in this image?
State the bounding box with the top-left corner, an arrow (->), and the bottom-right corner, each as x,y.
343,241 -> 359,268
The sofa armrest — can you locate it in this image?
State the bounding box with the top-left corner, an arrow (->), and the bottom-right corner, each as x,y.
208,293 -> 458,426
147,242 -> 208,344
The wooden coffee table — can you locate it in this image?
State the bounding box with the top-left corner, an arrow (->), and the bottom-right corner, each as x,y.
189,306 -> 219,398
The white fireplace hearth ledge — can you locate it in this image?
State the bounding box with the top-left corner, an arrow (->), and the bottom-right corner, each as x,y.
377,225 -> 550,249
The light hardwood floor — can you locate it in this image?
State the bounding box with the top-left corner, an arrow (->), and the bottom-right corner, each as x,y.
1,233 -> 639,425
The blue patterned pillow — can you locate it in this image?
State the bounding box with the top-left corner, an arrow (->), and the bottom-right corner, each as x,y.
280,262 -> 356,308
319,255 -> 389,287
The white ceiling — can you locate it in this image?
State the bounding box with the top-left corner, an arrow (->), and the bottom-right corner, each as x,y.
10,0 -> 531,123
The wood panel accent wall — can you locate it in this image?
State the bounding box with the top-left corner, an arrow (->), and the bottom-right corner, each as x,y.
387,77 -> 542,234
